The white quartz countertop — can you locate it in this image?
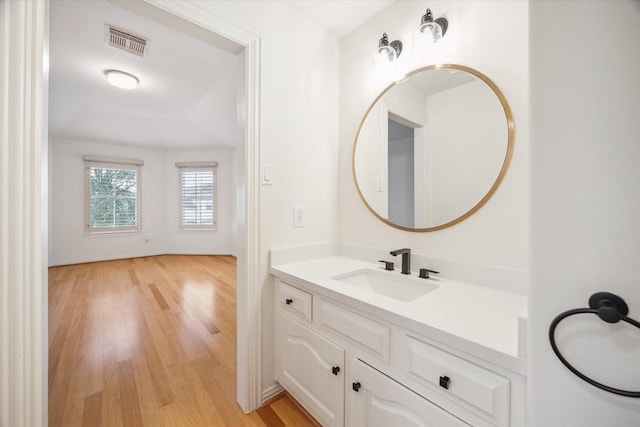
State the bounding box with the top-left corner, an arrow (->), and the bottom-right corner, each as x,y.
271,255 -> 527,374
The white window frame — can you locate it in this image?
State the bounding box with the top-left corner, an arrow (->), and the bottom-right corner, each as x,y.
176,161 -> 218,231
84,155 -> 143,233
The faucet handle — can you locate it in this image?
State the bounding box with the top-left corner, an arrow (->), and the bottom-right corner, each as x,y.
419,268 -> 439,279
378,260 -> 395,271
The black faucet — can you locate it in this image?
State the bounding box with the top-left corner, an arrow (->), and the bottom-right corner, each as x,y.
390,248 -> 411,274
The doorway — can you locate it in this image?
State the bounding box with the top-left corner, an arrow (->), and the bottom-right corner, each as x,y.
387,118 -> 415,228
46,0 -> 262,413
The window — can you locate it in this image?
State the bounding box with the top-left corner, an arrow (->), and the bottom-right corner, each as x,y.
84,156 -> 143,233
176,161 -> 217,230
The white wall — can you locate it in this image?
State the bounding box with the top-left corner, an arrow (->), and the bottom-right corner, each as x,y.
174,1 -> 340,396
339,1 -> 529,285
529,1 -> 640,425
49,138 -> 235,265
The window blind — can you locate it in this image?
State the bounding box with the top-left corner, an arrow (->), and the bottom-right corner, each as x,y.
83,155 -> 144,166
178,164 -> 216,230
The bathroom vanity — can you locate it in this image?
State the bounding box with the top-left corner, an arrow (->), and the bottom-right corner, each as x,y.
270,31 -> 525,427
271,253 -> 526,427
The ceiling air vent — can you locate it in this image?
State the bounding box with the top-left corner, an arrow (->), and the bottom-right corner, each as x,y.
105,25 -> 148,57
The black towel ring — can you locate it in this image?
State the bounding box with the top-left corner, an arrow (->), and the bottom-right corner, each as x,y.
548,292 -> 640,398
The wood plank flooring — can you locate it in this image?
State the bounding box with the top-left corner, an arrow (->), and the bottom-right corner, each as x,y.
48,255 -> 315,427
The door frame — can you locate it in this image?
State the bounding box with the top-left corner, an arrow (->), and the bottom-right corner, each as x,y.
0,1 -> 49,425
116,0 -> 265,412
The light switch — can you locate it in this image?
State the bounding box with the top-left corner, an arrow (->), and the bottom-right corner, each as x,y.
262,165 -> 273,185
293,206 -> 306,227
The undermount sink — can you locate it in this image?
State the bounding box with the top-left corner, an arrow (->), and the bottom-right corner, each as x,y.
331,268 -> 438,302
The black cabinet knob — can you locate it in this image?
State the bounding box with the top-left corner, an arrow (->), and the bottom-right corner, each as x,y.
439,375 -> 451,389
332,366 -> 340,376
352,382 -> 361,392
285,298 -> 293,305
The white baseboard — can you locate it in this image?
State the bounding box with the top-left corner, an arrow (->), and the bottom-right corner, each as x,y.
48,251 -> 234,267
261,382 -> 284,406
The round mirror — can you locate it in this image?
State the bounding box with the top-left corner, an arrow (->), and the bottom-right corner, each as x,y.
352,64 -> 514,231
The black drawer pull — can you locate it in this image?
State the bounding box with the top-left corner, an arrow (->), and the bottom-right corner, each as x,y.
439,375 -> 450,389
352,382 -> 361,392
285,298 -> 293,305
332,366 -> 340,376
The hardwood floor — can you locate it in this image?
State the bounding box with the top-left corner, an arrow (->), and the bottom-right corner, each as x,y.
48,255 -> 315,427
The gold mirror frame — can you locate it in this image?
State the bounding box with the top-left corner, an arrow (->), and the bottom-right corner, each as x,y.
352,64 -> 515,232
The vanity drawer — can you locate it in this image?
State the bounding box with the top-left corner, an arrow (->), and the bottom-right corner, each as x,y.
278,281 -> 312,322
403,336 -> 510,426
318,300 -> 390,363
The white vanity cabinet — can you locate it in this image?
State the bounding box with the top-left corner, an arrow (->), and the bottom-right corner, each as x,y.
347,358 -> 468,427
275,283 -> 345,427
398,336 -> 511,426
274,277 -> 524,427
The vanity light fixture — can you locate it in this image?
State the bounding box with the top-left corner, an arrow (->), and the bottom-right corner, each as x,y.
104,69 -> 139,90
416,9 -> 448,43
375,33 -> 403,64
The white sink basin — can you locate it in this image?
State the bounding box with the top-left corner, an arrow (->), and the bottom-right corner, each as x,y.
331,268 -> 438,302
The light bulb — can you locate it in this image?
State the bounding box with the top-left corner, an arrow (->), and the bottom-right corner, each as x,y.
418,21 -> 443,43
375,46 -> 396,65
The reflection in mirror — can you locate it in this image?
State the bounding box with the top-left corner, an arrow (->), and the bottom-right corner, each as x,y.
353,64 -> 514,231
388,118 -> 415,227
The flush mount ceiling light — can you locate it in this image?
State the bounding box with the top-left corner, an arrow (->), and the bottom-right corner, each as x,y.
104,69 -> 139,90
375,33 -> 403,64
416,9 -> 448,43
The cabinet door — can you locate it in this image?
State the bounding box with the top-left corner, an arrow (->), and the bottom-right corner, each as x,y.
347,359 -> 469,427
276,313 -> 345,427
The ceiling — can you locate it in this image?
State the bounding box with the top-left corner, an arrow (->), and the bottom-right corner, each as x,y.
49,0 -> 393,151
49,0 -> 241,150
286,0 -> 394,38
